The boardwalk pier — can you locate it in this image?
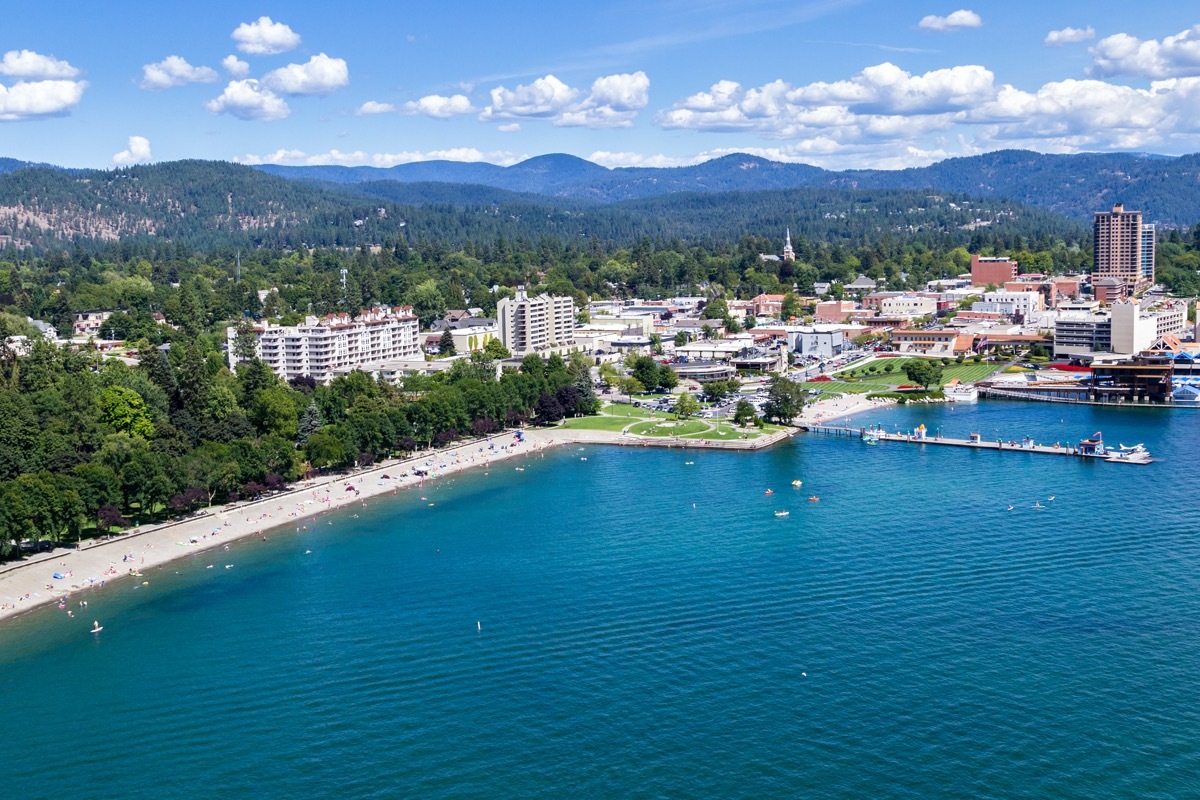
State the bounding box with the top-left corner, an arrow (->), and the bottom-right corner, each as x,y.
802,425 -> 1153,465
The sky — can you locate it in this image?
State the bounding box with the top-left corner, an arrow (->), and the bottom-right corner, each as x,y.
3,1 -> 1200,171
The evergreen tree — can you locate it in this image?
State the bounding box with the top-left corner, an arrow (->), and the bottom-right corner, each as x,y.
297,401 -> 322,446
439,328 -> 457,355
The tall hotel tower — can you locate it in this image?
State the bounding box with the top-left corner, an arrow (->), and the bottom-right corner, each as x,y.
1093,203 -> 1155,293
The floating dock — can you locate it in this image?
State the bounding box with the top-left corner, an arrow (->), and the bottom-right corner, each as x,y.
802,425 -> 1153,465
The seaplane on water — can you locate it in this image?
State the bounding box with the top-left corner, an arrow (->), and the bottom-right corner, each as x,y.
1118,443 -> 1146,454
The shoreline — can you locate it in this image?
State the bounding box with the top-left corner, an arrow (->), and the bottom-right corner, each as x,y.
0,429 -> 569,627
0,392 -> 896,628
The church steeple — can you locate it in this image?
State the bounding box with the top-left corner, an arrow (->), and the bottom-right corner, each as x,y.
783,227 -> 795,262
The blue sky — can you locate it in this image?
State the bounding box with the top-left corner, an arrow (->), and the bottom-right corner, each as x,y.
3,1 -> 1199,170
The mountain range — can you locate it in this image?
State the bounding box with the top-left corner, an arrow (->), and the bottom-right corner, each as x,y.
2,148 -> 1199,254
254,150 -> 1200,226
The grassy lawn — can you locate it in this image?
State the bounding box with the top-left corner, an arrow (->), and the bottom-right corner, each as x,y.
560,415 -> 638,432
679,420 -> 787,440
833,358 -> 1001,387
602,402 -> 667,420
801,381 -> 871,394
628,419 -> 710,437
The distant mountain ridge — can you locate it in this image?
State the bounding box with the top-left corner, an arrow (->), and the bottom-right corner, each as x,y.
0,158 -> 1084,253
257,150 -> 1200,225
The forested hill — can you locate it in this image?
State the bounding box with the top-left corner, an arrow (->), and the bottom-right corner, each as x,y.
259,150 -> 1200,226
0,161 -> 417,252
0,158 -> 1085,253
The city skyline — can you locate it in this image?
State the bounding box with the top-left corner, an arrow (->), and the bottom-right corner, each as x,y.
4,2 -> 1200,171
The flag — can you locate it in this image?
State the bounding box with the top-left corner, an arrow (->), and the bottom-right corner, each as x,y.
1093,431 -> 1102,438
974,335 -> 988,352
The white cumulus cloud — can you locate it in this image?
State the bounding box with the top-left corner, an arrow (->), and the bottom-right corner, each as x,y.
918,9 -> 982,32
560,71 -> 650,127
140,56 -> 218,90
1045,26 -> 1095,46
206,79 -> 290,121
222,55 -> 250,77
112,135 -> 153,165
401,93 -> 474,118
480,71 -> 650,127
0,79 -> 87,121
1090,25 -> 1200,79
236,147 -> 525,167
588,151 -> 697,168
497,123 -> 520,132
481,75 -> 580,120
262,54 -> 349,95
232,16 -> 301,55
0,49 -> 80,79
356,100 -> 396,115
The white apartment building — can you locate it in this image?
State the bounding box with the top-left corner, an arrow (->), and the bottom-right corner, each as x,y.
972,291 -> 1044,320
496,286 -> 576,357
227,305 -> 420,383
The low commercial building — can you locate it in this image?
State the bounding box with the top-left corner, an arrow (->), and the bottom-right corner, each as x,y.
815,300 -> 857,323
1093,277 -> 1128,305
971,290 -> 1045,321
789,326 -> 846,359
751,293 -> 786,318
1054,312 -> 1112,359
891,329 -> 973,356
878,294 -> 938,317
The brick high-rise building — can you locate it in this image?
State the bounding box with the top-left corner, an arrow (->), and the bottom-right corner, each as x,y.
1093,203 -> 1155,293
970,255 -> 1018,287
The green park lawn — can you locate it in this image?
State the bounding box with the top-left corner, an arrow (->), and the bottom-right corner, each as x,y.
560,415 -> 640,432
832,358 -> 1001,387
628,419 -> 710,437
800,381 -> 871,395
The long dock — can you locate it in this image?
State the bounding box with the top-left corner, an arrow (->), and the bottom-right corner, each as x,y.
802,425 -> 1153,465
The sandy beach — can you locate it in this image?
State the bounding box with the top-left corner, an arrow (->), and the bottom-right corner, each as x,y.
0,391 -> 890,627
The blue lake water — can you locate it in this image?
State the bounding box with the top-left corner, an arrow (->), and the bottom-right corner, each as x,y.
2,401 -> 1198,799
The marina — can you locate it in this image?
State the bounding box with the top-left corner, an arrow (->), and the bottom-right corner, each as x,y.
802,424 -> 1154,464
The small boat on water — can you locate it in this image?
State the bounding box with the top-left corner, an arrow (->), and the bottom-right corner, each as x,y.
808,496 -> 820,502
944,379 -> 979,403
791,480 -> 803,487
764,489 -> 774,495
863,435 -> 879,445
774,510 -> 790,518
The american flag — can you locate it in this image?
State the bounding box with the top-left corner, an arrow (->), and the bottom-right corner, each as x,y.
974,335 -> 988,352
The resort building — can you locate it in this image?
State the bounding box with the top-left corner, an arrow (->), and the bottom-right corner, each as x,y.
1093,203 -> 1155,293
496,286 -> 576,357
226,306 -> 420,383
